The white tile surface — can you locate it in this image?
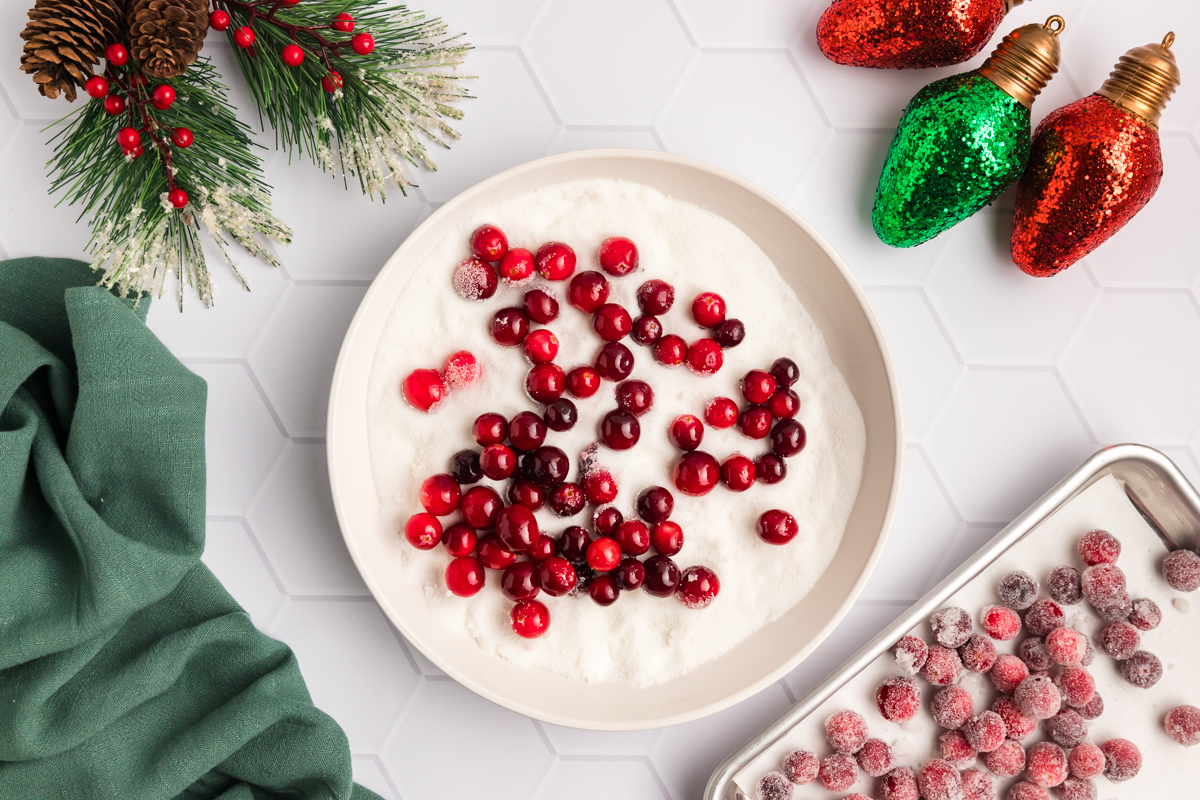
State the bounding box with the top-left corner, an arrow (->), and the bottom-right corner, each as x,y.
3,0 -> 1197,796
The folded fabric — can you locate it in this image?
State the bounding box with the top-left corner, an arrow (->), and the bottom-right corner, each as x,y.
0,258 -> 380,800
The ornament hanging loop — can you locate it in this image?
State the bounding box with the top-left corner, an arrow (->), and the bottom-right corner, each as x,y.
1096,33 -> 1181,128
1163,32 -> 1176,49
1044,16 -> 1065,36
978,18 -> 1065,108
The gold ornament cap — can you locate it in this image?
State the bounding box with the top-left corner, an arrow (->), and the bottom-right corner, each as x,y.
1002,0 -> 1028,13
1096,33 -> 1181,128
978,16 -> 1065,109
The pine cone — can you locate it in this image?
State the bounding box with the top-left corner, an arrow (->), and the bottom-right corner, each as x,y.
128,0 -> 208,79
20,0 -> 127,101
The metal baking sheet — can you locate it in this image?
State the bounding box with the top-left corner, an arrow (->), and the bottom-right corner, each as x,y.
705,443 -> 1200,800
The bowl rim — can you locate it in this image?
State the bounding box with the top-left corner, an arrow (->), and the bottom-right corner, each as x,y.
326,148 -> 905,729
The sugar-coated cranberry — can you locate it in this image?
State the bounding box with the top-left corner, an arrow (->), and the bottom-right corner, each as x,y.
1024,598 -> 1065,637
1081,563 -> 1126,608
1128,597 -> 1161,631
1026,741 -> 1067,788
755,453 -> 787,484
581,470 -> 617,505
1046,708 -> 1087,748
497,247 -> 535,284
444,350 -> 481,388
1165,704 -> 1200,746
686,339 -> 723,375
543,398 -> 577,432
676,565 -> 720,609
510,599 -> 550,638
445,556 -> 485,597
568,270 -> 610,313
738,406 -> 773,439
636,486 -> 673,523
651,521 -> 683,556
402,368 -> 449,412
989,653 -> 1028,694
674,451 -> 720,496
630,315 -> 662,345
930,606 -> 973,648
981,604 -> 1022,640
669,414 -> 704,451
615,520 -> 650,556
1019,637 -> 1051,671
824,709 -> 868,755
420,474 -> 462,515
1081,638 -> 1095,666
742,370 -> 777,404
959,633 -> 996,672
453,257 -> 498,301
490,307 -> 530,346
1121,649 -> 1162,688
1100,738 -> 1141,782
770,419 -> 807,457
460,486 -> 501,530
704,397 -> 738,429
876,676 -> 921,723
879,766 -> 919,800
479,444 -> 516,480
597,236 -> 638,275
997,570 -> 1039,610
614,558 -> 646,591
525,364 -> 566,403
1045,627 -> 1087,665
921,645 -> 964,686
691,292 -> 726,327
549,482 -> 585,517
713,319 -> 745,348
1056,666 -> 1095,708
642,554 -> 680,597
523,288 -> 560,323
1045,565 -> 1082,605
404,513 -> 442,549
767,388 -> 800,419
586,536 -> 622,572
961,770 -> 993,800
961,711 -> 1005,752
1096,591 -> 1132,622
783,749 -> 819,785
477,534 -> 517,570
558,526 -> 591,563
938,730 -> 976,768
755,509 -> 798,545
1069,742 -> 1105,778
538,556 -> 577,597
500,561 -> 540,602
589,574 -> 620,606
982,739 -> 1025,778
473,412 -> 507,445
508,411 -> 547,451
819,753 -> 858,792
894,636 -> 929,674
527,446 -> 570,488
991,697 -> 1035,743
1162,548 -> 1200,591
652,334 -> 687,366
1008,781 -> 1049,800
756,772 -> 793,800
470,223 -> 508,261
720,454 -> 756,492
566,366 -> 602,398
1077,529 -> 1121,566
592,506 -> 623,537
932,684 -> 973,729
528,534 -> 558,563
496,504 -> 539,554
917,759 -> 961,800
595,342 -> 634,381
1015,674 -> 1061,720
522,329 -> 559,364
770,357 -> 799,387
1057,777 -> 1096,800
593,303 -> 633,341
599,409 -> 640,450
535,241 -> 576,280
636,279 -> 674,315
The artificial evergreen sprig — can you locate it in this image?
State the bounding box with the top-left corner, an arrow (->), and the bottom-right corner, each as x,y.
214,0 -> 471,198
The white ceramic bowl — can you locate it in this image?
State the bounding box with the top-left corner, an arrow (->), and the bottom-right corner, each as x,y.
327,149 -> 904,730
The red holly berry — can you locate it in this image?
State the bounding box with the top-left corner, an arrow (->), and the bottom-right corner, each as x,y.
598,236 -> 638,275
322,71 -> 343,93
453,258 -> 498,301
568,271 -> 610,313
209,10 -> 231,31
637,279 -> 674,314
652,334 -> 686,366
599,409 -> 639,450
691,292 -> 726,327
673,451 -> 719,496
720,455 -> 755,492
535,241 -> 576,280
498,247 -> 535,285
522,329 -> 559,364
445,556 -> 484,596
686,339 -> 723,375
117,127 -> 140,150
233,26 -> 255,47
404,513 -> 441,550
281,44 -> 305,67
331,11 -> 355,32
103,94 -> 126,115
168,188 -> 189,209
420,474 -> 461,515
593,303 -> 632,341
490,307 -> 529,346
172,126 -> 193,148
402,368 -> 448,412
85,75 -> 109,99
351,32 -> 375,55
678,565 -> 720,609
566,365 -> 601,398
594,342 -> 634,381
510,600 -> 549,638
756,509 -> 798,545
470,224 -> 508,261
586,537 -> 622,572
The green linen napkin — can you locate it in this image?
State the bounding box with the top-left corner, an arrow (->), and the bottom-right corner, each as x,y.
0,257 -> 381,800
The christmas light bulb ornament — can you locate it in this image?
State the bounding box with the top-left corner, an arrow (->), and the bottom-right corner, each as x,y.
1011,33 -> 1181,277
817,0 -> 1026,69
873,16 -> 1064,248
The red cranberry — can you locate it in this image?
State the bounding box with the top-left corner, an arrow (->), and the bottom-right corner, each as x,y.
631,315 -> 663,345
771,419 -> 807,457
595,342 -> 634,381
496,504 -> 539,554
567,271 -> 610,313
473,412 -> 507,445
535,241 -> 576,280
477,534 -> 516,570
738,406 -> 773,439
637,279 -> 674,314
420,474 -> 461,515
713,319 -> 745,348
523,288 -> 560,323
500,561 -> 540,601
705,397 -> 739,429
445,556 -> 485,596
1078,529 -> 1121,566
444,350 -> 481,388
566,366 -> 602,398
510,599 -> 549,638
669,414 -> 705,450
756,453 -> 787,484
998,570 -> 1039,610
450,448 -> 483,485
538,556 -> 577,597
453,257 -> 498,301
720,455 -> 756,492
615,558 -> 646,590
615,380 -> 654,416
691,292 -> 726,327
402,369 -> 448,412
593,506 -> 623,537
615,519 -> 651,555
768,389 -> 800,419
742,370 -> 777,404
673,451 -> 720,496
1121,649 -> 1162,688
404,513 -> 442,549
598,236 -> 639,275
594,303 -> 633,341
490,307 -> 529,346
508,411 -> 547,451
460,486 -> 501,529
527,446 -> 569,488
443,522 -> 477,557
587,537 -> 622,572
525,364 -> 566,403
589,574 -> 620,606
757,509 -> 799,545
651,521 -> 684,556
678,565 -> 720,609
469,223 -> 508,261
583,469 -> 618,504
497,247 -> 535,284
770,357 -> 799,387
643,554 -> 681,597
479,444 -> 516,480
636,486 -> 674,523
686,339 -> 723,375
600,409 -> 640,450
1162,548 -> 1200,591
558,526 -> 591,563
522,329 -> 559,364
507,479 -> 545,511
529,534 -> 558,563
549,482 -> 585,517
653,334 -> 687,366
543,398 -> 577,431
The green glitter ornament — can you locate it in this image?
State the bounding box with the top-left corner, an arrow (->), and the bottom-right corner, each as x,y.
873,16 -> 1065,248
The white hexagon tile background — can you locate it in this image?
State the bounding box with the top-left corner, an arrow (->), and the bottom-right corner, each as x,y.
2,0 -> 1199,798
